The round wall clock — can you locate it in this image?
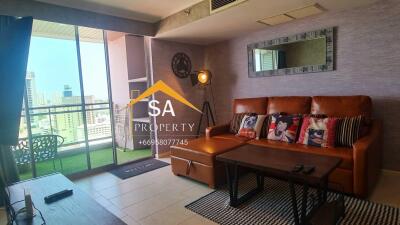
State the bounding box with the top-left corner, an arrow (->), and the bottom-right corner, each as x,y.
171,52 -> 192,79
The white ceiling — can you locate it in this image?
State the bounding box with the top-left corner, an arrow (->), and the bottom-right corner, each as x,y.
35,0 -> 204,23
35,0 -> 379,45
155,0 -> 380,45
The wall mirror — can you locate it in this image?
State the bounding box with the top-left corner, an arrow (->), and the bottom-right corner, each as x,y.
248,27 -> 334,77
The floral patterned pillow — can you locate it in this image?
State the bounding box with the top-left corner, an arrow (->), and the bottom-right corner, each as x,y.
267,114 -> 301,143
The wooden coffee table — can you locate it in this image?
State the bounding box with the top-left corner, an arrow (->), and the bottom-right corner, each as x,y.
8,173 -> 126,225
216,144 -> 342,225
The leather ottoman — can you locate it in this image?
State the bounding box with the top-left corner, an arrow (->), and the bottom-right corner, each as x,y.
170,137 -> 245,188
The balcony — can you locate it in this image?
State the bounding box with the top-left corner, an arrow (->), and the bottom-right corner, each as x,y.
17,147 -> 151,181
16,103 -> 152,181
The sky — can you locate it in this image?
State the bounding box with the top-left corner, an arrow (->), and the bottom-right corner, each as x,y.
27,36 -> 109,104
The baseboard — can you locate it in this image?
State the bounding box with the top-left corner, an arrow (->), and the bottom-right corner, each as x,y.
156,151 -> 171,158
381,169 -> 400,176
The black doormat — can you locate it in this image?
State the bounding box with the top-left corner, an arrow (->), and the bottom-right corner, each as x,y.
110,158 -> 169,179
186,175 -> 400,225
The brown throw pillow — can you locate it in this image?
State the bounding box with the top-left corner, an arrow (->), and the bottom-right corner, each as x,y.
229,113 -> 251,134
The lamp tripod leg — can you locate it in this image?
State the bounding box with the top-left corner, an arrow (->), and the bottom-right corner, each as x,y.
196,102 -> 207,136
206,104 -> 210,127
196,101 -> 216,137
206,101 -> 215,126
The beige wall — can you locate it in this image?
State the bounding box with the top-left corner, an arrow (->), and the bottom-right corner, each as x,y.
126,36 -> 147,79
150,39 -> 205,154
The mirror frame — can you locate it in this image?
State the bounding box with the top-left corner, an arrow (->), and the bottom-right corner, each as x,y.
247,27 -> 334,78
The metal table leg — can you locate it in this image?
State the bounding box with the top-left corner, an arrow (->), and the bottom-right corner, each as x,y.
224,163 -> 264,207
301,183 -> 309,224
289,180 -> 311,225
289,180 -> 300,225
318,177 -> 328,205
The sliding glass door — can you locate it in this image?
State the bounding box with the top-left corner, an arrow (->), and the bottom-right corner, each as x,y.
78,27 -> 114,169
16,20 -> 115,180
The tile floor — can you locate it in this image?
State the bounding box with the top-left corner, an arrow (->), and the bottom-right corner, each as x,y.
1,158 -> 400,225
72,158 -> 218,225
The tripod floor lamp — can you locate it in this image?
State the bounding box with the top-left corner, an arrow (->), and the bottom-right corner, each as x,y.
192,70 -> 216,136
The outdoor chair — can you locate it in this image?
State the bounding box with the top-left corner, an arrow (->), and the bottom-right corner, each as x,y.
11,135 -> 65,171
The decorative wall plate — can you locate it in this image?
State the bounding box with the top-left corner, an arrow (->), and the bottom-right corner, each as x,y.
171,52 -> 192,79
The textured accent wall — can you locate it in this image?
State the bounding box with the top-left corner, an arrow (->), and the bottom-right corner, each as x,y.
204,0 -> 400,170
150,39 -> 205,154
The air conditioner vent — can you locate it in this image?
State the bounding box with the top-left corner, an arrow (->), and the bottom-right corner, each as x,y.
210,0 -> 247,14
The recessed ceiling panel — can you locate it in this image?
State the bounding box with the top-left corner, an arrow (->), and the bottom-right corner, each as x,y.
258,14 -> 294,26
286,4 -> 325,19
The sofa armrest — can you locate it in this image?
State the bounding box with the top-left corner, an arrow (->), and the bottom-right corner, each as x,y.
352,119 -> 382,198
205,124 -> 230,138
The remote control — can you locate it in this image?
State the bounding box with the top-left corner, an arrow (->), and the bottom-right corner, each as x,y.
44,189 -> 73,204
292,164 -> 304,173
302,166 -> 315,175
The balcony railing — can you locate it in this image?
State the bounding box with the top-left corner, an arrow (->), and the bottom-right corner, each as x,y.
20,102 -> 113,154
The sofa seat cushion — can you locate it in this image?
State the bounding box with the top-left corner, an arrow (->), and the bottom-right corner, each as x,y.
212,133 -> 251,143
171,138 -> 245,166
248,139 -> 353,170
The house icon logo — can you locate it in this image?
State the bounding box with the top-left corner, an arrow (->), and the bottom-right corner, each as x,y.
128,80 -> 202,114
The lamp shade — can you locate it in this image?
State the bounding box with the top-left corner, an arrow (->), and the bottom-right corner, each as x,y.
197,70 -> 212,85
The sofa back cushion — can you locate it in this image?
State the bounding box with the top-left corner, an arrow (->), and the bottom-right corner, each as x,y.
233,97 -> 268,114
267,96 -> 312,114
311,96 -> 372,117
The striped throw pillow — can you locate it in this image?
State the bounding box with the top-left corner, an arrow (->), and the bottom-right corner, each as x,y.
229,113 -> 251,134
336,116 -> 364,147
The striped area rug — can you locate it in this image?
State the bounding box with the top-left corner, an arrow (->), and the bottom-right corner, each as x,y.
185,176 -> 400,225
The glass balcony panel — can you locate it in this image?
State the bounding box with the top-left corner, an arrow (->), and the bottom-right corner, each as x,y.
85,109 -> 114,168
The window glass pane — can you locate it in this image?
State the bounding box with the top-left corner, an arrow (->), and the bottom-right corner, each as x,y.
87,108 -> 113,168
28,20 -> 82,107
23,20 -> 88,176
78,27 -> 109,103
79,27 -> 113,168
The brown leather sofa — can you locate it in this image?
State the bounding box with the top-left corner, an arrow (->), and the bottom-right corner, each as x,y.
171,96 -> 382,198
